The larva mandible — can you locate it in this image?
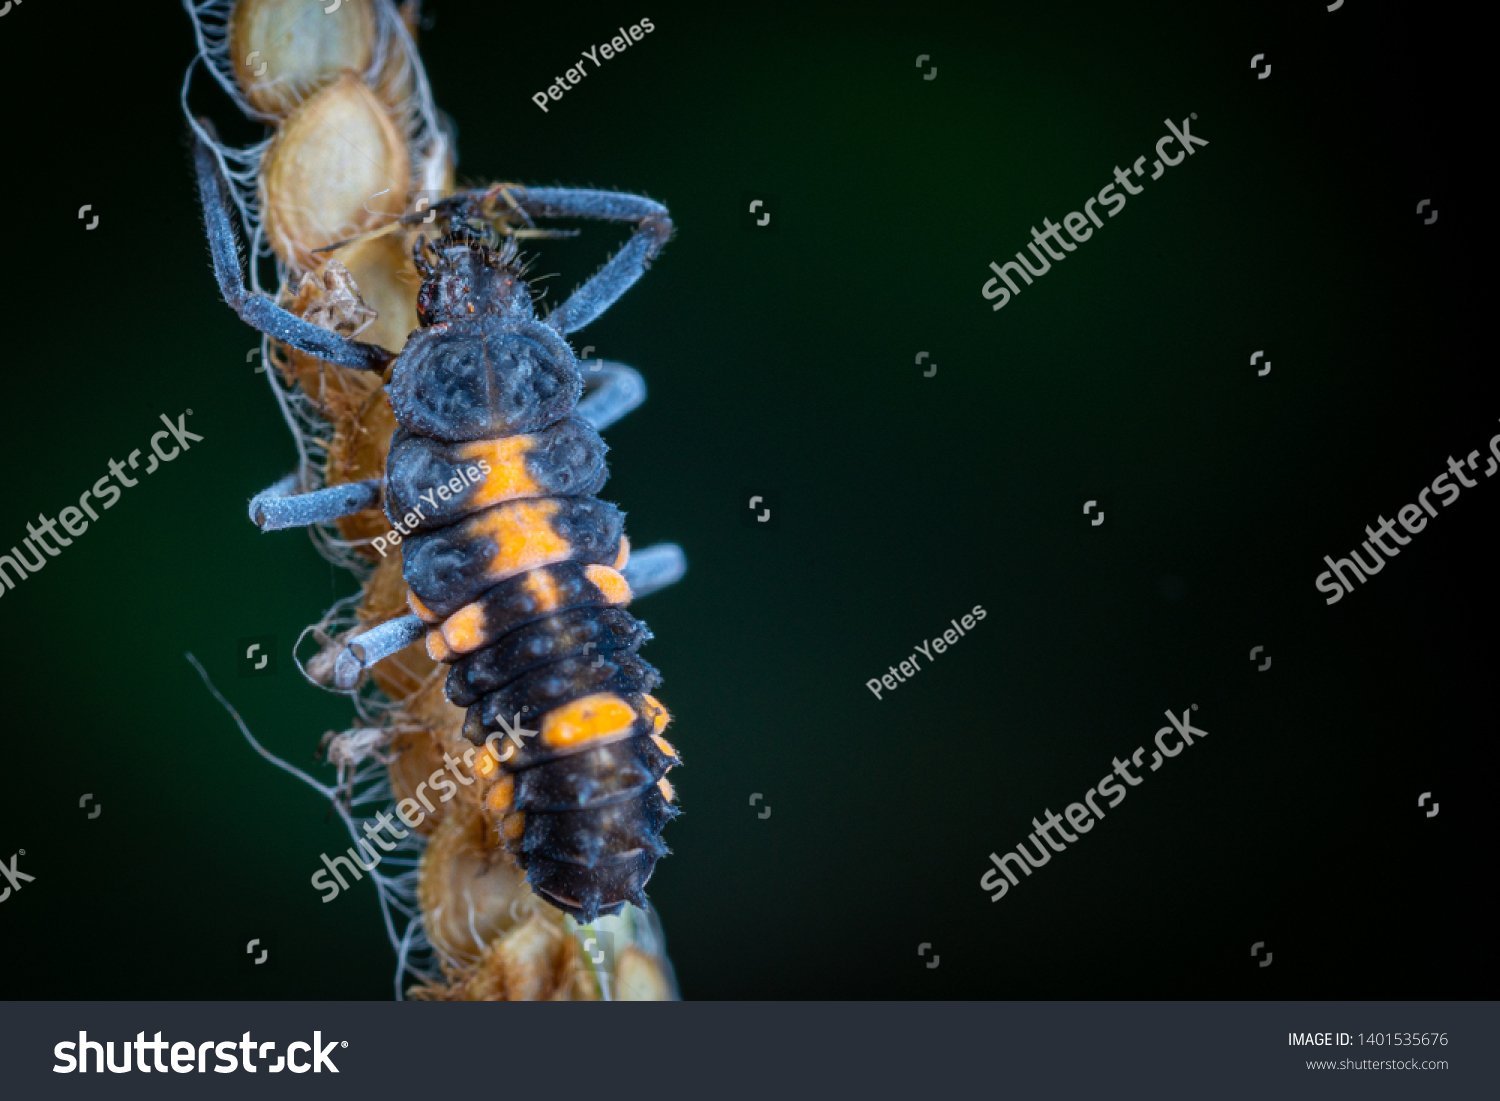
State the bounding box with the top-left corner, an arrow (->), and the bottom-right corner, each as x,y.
184,0 -> 683,999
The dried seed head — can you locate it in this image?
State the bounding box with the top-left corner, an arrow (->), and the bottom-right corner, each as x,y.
335,233 -> 422,352
417,804 -> 542,968
456,916 -> 577,1001
262,72 -> 410,271
385,718 -> 479,833
614,947 -> 674,1001
230,0 -> 378,116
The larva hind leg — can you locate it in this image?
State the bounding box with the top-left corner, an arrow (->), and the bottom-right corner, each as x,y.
575,362 -> 647,431
333,615 -> 427,690
622,543 -> 687,600
249,476 -> 383,531
192,124 -> 393,373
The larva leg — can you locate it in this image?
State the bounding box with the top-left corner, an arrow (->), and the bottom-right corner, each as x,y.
504,187 -> 673,335
622,543 -> 687,600
192,125 -> 393,373
333,614 -> 426,689
575,362 -> 647,431
249,477 -> 383,531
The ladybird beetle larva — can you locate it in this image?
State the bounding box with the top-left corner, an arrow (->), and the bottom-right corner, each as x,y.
183,0 -> 685,1000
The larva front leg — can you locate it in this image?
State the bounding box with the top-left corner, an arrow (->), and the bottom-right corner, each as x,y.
249,476 -> 384,531
575,362 -> 647,431
192,125 -> 393,373
502,187 -> 674,335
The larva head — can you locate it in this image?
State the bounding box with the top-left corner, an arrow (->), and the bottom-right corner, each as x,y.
414,231 -> 534,326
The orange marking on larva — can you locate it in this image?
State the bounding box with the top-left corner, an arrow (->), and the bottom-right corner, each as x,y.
501,811 -> 525,841
469,501 -> 570,583
522,567 -> 561,613
613,535 -> 630,570
407,590 -> 441,624
641,693 -> 671,734
473,742 -> 502,779
438,602 -> 488,656
486,774 -> 514,814
657,777 -> 675,803
584,564 -> 631,605
456,436 -> 540,507
541,693 -> 637,749
651,734 -> 678,760
425,629 -> 453,662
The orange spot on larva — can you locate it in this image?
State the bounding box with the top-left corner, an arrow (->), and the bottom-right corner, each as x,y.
468,501 -> 570,583
425,629 -> 453,662
657,777 -> 675,803
541,693 -> 637,749
456,435 -> 540,507
584,564 -> 631,605
407,590 -> 440,624
438,602 -> 487,655
523,567 -> 561,613
486,775 -> 514,814
473,743 -> 502,779
641,694 -> 670,734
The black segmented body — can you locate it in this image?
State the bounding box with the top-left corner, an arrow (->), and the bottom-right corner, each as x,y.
384,229 -> 678,923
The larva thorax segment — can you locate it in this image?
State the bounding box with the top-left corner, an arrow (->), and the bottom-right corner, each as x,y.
385,231 -> 582,445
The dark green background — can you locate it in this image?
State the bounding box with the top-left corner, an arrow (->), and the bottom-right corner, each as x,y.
0,0 -> 1492,1000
